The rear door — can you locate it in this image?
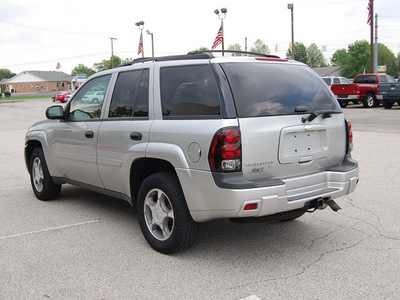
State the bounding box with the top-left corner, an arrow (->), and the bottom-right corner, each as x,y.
221,61 -> 345,181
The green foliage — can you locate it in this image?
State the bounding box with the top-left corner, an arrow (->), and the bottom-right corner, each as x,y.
71,64 -> 96,77
342,40 -> 371,78
331,49 -> 348,67
4,91 -> 11,97
0,68 -> 16,80
307,43 -> 327,68
227,44 -> 243,56
377,44 -> 398,77
93,56 -> 122,72
250,39 -> 270,55
286,42 -> 308,64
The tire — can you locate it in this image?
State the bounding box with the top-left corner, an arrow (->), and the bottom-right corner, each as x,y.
340,101 -> 348,108
363,93 -> 375,108
29,148 -> 61,201
92,98 -> 99,103
382,101 -> 393,109
137,172 -> 198,254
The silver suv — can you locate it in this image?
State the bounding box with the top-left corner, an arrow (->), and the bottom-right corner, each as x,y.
25,52 -> 359,254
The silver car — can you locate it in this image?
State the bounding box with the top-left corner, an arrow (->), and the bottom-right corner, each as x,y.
25,52 -> 359,254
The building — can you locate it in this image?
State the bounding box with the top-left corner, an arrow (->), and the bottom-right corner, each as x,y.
4,71 -> 79,94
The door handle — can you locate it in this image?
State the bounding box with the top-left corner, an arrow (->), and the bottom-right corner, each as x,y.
130,132 -> 142,141
85,131 -> 94,139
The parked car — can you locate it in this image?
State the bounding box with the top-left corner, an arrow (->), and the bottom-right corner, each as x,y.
322,76 -> 351,86
331,73 -> 396,108
377,81 -> 400,109
64,91 -> 75,102
81,91 -> 105,103
52,92 -> 63,102
55,91 -> 75,103
25,51 -> 359,254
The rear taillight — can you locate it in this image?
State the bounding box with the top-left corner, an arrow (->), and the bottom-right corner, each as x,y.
346,120 -> 353,153
209,127 -> 241,172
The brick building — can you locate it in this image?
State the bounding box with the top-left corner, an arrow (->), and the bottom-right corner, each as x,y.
4,71 -> 78,94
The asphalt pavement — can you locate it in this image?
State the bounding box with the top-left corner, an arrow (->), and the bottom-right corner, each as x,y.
0,99 -> 399,299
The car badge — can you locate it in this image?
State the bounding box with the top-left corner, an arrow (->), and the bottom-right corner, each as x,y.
304,125 -> 311,131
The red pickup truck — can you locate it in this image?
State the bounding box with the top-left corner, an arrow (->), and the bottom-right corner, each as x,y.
331,73 -> 396,108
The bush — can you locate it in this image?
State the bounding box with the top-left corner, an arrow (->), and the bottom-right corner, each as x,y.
4,91 -> 11,97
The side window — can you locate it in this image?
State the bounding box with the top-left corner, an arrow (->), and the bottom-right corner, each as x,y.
108,69 -> 149,118
341,78 -> 351,84
68,75 -> 111,120
333,78 -> 340,84
380,75 -> 388,83
160,65 -> 221,117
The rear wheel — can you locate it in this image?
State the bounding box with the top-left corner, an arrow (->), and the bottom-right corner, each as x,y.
30,148 -> 61,200
382,101 -> 393,109
363,93 -> 375,108
137,172 -> 198,254
340,101 -> 348,108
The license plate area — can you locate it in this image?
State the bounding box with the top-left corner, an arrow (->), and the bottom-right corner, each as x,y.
279,125 -> 329,164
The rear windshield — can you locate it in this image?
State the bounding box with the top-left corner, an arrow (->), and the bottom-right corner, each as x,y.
221,63 -> 340,118
354,75 -> 378,84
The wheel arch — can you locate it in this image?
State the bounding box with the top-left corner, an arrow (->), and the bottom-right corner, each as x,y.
130,158 -> 177,206
25,139 -> 43,173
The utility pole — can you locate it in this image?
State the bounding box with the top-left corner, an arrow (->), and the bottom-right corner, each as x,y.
369,0 -> 374,73
109,37 -> 117,68
288,4 -> 294,59
374,14 -> 378,74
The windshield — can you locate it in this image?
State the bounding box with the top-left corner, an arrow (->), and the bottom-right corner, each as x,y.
221,62 -> 340,118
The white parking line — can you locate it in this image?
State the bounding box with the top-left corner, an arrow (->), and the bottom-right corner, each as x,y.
0,220 -> 100,241
0,185 -> 30,191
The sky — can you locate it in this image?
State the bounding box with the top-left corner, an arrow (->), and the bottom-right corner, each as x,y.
1,0 -> 399,75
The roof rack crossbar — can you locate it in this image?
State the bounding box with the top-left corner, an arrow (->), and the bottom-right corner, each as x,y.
188,49 -> 280,58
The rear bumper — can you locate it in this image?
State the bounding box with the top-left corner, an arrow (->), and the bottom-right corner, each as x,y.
335,95 -> 360,100
178,157 -> 359,222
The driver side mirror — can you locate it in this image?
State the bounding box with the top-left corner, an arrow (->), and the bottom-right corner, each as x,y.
46,105 -> 65,120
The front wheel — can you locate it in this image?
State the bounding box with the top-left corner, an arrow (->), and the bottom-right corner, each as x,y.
30,148 -> 61,200
137,172 -> 198,254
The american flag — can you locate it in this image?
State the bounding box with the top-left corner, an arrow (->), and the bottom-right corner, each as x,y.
137,32 -> 143,55
367,0 -> 373,25
56,62 -> 61,70
211,26 -> 223,49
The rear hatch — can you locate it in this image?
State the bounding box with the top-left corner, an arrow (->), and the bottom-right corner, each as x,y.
220,60 -> 345,181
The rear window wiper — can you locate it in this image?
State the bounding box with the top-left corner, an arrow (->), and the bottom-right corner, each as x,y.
301,109 -> 340,123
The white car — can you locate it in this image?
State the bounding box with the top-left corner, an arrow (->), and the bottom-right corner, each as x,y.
81,91 -> 105,103
322,76 -> 351,86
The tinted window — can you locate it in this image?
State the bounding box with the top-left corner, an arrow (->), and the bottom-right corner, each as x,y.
354,75 -> 378,84
333,78 -> 340,84
160,65 -> 221,117
221,63 -> 340,117
68,75 -> 111,120
322,78 -> 331,85
109,69 -> 149,118
380,75 -> 388,83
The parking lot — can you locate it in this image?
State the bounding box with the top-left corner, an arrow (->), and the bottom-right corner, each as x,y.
1,98 -> 399,299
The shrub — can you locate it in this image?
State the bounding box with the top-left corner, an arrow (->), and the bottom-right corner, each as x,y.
4,91 -> 11,97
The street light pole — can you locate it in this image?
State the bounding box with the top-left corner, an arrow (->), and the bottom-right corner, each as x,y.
146,30 -> 154,57
135,21 -> 145,58
214,8 -> 228,56
288,3 -> 294,59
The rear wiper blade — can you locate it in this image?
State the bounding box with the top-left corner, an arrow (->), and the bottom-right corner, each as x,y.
301,110 -> 340,123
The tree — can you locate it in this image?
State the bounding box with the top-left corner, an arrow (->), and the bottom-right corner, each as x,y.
0,68 -> 16,79
93,56 -> 122,72
251,39 -> 270,55
71,64 -> 96,77
331,49 -> 348,67
342,40 -> 370,78
286,42 -> 307,64
227,43 -> 243,56
307,43 -> 327,68
377,43 -> 398,77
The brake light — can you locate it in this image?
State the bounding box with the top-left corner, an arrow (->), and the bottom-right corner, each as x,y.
346,120 -> 353,153
255,57 -> 288,62
209,128 -> 241,172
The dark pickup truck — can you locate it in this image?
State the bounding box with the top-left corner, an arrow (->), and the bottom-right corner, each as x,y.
331,73 -> 396,108
377,81 -> 400,109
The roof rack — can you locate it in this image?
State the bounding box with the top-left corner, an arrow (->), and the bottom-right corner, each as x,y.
120,52 -> 214,67
188,49 -> 280,58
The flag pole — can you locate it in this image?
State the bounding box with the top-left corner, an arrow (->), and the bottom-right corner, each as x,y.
370,0 -> 374,73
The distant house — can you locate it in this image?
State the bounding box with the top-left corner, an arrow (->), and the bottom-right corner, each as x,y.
312,66 -> 343,77
4,71 -> 78,94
